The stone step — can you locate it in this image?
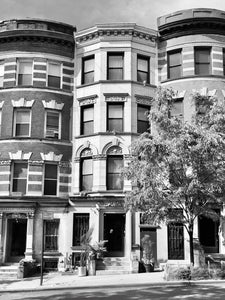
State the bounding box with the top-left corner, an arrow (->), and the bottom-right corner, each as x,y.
96,270 -> 131,276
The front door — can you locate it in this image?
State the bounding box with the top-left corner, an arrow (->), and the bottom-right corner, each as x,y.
104,213 -> 125,257
7,219 -> 27,262
199,215 -> 219,253
140,228 -> 157,262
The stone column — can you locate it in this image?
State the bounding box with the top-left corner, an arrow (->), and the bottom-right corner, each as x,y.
125,210 -> 132,258
0,213 -> 3,264
25,212 -> 34,260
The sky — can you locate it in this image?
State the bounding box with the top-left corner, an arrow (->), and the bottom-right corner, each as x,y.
1,0 -> 225,31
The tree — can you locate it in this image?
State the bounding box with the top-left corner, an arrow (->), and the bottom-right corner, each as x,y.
124,87 -> 225,265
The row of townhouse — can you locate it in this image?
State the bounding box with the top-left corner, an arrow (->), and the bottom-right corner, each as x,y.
0,8 -> 225,272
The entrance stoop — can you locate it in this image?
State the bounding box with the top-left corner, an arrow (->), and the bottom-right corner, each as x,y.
96,257 -> 131,275
0,263 -> 19,280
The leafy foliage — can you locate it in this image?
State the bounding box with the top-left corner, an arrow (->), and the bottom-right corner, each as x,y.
124,87 -> 225,264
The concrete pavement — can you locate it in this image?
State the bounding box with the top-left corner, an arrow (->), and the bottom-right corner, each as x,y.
0,270 -> 225,293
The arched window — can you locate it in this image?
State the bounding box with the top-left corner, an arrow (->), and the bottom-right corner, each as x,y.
80,148 -> 93,191
106,146 -> 123,190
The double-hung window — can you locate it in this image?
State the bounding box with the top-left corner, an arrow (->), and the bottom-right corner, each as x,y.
171,99 -> 184,120
44,164 -> 58,195
45,111 -> 60,139
223,49 -> 225,76
168,50 -> 182,79
0,62 -> 4,87
80,157 -> 93,191
195,47 -> 211,75
18,59 -> 33,86
44,219 -> 59,251
137,55 -> 150,83
48,62 -> 61,88
0,109 -> 2,135
82,55 -> 94,84
107,53 -> 124,80
73,213 -> 89,246
107,155 -> 124,190
137,104 -> 150,133
107,103 -> 124,132
81,105 -> 94,135
14,109 -> 31,137
12,162 -> 28,194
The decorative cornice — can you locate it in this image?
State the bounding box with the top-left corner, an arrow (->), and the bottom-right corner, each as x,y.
40,151 -> 63,162
135,94 -> 153,105
0,160 -> 11,166
11,98 -> 34,108
93,154 -> 107,160
42,100 -> 64,110
77,94 -> 98,106
9,150 -> 32,160
192,88 -> 217,97
76,24 -> 157,45
104,93 -> 129,102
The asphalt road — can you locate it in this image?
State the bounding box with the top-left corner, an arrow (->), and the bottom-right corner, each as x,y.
1,283 -> 225,300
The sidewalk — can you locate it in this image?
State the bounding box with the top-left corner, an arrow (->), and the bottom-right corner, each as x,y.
0,271 -> 166,292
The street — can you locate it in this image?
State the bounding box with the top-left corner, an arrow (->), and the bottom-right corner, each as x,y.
1,283 -> 225,300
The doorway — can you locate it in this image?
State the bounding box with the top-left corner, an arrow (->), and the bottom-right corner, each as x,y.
104,213 -> 125,257
7,219 -> 27,262
199,215 -> 219,253
140,228 -> 157,262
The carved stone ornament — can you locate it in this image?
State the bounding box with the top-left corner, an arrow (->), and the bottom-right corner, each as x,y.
93,154 -> 107,160
135,94 -> 153,106
0,160 -> 11,166
59,161 -> 71,168
78,95 -> 97,106
101,201 -> 124,208
29,160 -> 44,166
105,96 -> 127,102
107,146 -> 122,155
11,98 -> 35,108
7,213 -> 28,219
81,148 -> 93,157
42,100 -> 64,111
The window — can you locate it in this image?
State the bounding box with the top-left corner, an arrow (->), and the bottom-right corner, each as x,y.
137,104 -> 150,133
168,50 -> 182,79
44,220 -> 59,251
48,62 -> 61,88
17,59 -> 33,86
107,103 -> 124,132
14,109 -> 31,137
107,155 -> 124,190
12,162 -> 28,194
137,55 -> 150,83
80,157 -> 93,191
107,53 -> 124,80
45,111 -> 60,139
82,56 -> 94,84
44,164 -> 58,195
81,105 -> 94,135
170,99 -> 183,120
223,49 -> 225,76
195,47 -> 211,75
73,213 -> 89,246
168,223 -> 184,259
0,62 -> 4,87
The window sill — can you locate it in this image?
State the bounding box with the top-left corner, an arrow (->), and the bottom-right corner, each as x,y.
161,74 -> 224,83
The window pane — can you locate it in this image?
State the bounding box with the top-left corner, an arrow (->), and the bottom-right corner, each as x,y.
195,64 -> 210,75
108,157 -> 123,173
47,112 -> 59,129
138,106 -> 149,121
73,214 -> 89,246
82,174 -> 93,191
19,61 -> 32,73
108,104 -> 123,118
137,71 -> 148,82
48,76 -> 60,88
171,100 -> 183,117
49,63 -> 61,76
108,119 -> 123,132
44,180 -> 57,195
195,49 -> 210,63
108,69 -> 123,80
108,55 -> 123,68
44,220 -> 59,251
16,111 -> 30,123
84,58 -> 94,72
169,66 -> 182,79
18,74 -> 32,85
168,52 -> 181,66
13,179 -> 27,193
107,174 -> 123,190
82,158 -> 93,175
13,163 -> 27,193
138,58 -> 148,72
83,106 -> 93,122
83,121 -> 94,135
45,164 -> 57,179
16,124 -> 29,136
83,72 -> 94,84
137,121 -> 149,133
14,163 -> 27,178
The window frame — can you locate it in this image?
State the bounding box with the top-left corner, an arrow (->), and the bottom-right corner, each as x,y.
137,104 -> 150,134
44,219 -> 60,251
80,105 -> 94,136
107,52 -> 124,80
137,55 -> 150,84
167,49 -> 182,79
82,55 -> 94,85
17,59 -> 33,86
0,61 -> 4,88
0,109 -> 2,136
223,49 -> 225,76
73,213 -> 89,247
80,156 -> 93,192
47,61 -> 62,89
43,163 -> 58,196
12,161 -> 28,194
194,47 -> 211,75
45,110 -> 61,139
106,154 -> 124,190
170,98 -> 184,120
107,102 -> 124,132
13,108 -> 31,137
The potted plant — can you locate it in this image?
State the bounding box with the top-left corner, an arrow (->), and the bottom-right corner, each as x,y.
77,228 -> 93,277
141,234 -> 155,272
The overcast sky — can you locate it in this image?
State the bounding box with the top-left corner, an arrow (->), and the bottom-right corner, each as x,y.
1,0 -> 225,31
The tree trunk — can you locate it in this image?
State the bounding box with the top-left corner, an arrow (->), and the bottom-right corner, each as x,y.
188,222 -> 194,265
